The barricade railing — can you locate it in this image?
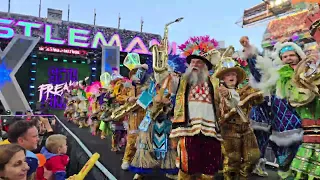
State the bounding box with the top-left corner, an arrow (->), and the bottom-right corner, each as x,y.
0,115 -> 118,180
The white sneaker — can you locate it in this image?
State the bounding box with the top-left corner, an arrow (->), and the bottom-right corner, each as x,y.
121,162 -> 130,170
252,158 -> 268,177
133,174 -> 143,180
166,174 -> 178,180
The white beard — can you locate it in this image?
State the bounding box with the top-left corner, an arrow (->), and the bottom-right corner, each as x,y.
185,66 -> 209,86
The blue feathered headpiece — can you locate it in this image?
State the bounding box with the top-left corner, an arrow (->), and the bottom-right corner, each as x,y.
145,54 -> 187,74
168,55 -> 187,73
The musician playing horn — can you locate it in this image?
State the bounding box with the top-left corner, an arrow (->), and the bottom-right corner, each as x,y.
215,57 -> 262,180
121,63 -> 149,170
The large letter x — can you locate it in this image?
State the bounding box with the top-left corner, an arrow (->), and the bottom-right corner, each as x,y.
0,35 -> 40,113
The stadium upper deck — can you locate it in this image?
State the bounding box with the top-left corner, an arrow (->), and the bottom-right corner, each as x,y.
0,11 -> 162,50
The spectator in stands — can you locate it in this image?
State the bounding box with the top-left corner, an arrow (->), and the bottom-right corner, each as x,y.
0,137 -> 9,145
37,134 -> 69,180
0,144 -> 30,180
0,126 -> 7,142
32,117 -> 54,154
26,111 -> 32,121
1,110 -> 12,133
41,99 -> 50,115
7,121 -> 40,178
0,120 -> 7,142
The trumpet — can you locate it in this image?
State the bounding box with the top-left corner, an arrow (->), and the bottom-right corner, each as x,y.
110,102 -> 140,121
150,17 -> 184,73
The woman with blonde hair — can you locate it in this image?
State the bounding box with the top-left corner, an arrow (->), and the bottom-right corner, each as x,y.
0,144 -> 30,180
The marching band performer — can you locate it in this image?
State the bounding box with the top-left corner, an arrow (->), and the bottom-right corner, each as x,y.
150,56 -> 186,179
110,74 -> 128,152
64,90 -> 76,122
70,85 -> 80,123
77,79 -> 89,128
279,44 -> 320,180
215,53 -> 261,179
86,82 -> 101,136
238,36 -> 271,176
286,55 -> 320,180
88,93 -> 100,135
154,35 -> 223,180
239,37 -> 305,179
251,41 -> 306,179
128,81 -> 159,180
98,90 -> 115,141
119,58 -> 150,170
129,55 -> 185,180
97,80 -> 110,139
98,98 -> 110,140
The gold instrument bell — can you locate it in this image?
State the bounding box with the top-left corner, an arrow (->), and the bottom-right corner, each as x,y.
150,17 -> 183,73
110,53 -> 141,121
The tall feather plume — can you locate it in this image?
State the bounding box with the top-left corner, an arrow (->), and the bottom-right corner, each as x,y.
178,35 -> 219,57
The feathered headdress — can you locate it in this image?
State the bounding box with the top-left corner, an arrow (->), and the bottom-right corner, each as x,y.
99,72 -> 112,90
110,72 -> 124,85
178,35 -> 221,70
272,42 -> 306,66
179,36 -> 219,56
123,53 -> 141,71
86,81 -> 102,99
167,55 -> 187,73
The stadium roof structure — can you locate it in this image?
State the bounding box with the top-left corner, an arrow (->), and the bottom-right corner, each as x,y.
236,0 -> 305,28
0,11 -> 162,39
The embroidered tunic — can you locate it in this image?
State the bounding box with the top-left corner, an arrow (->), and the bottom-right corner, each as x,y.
170,78 -> 222,141
187,83 -> 219,136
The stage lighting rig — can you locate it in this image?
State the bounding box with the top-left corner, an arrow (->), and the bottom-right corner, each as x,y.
265,0 -> 292,14
86,50 -> 102,64
87,51 -> 95,59
268,0 -> 289,8
86,49 -> 102,82
238,0 -> 297,27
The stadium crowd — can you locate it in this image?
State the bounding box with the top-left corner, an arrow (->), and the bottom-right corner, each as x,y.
262,11 -> 309,42
0,113 -> 80,180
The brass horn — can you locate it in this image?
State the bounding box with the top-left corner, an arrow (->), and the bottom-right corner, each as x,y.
150,18 -> 184,73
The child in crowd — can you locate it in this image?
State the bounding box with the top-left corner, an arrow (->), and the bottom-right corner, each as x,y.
37,134 -> 69,180
26,111 -> 33,121
0,120 -> 7,142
